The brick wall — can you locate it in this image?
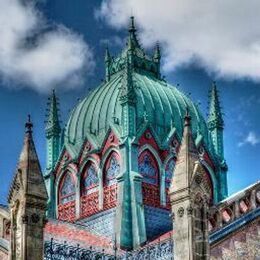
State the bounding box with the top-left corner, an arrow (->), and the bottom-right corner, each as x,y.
144,206 -> 172,240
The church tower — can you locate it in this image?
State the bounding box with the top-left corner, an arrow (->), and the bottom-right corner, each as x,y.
208,83 -> 228,200
8,116 -> 48,260
169,112 -> 212,260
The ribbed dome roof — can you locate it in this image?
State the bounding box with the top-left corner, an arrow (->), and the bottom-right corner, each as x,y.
65,70 -> 210,154
64,17 -> 211,156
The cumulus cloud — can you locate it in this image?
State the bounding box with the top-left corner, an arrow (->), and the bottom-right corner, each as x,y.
96,0 -> 260,82
238,131 -> 260,147
0,0 -> 95,92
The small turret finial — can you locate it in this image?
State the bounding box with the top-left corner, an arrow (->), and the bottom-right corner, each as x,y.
127,16 -> 140,50
129,16 -> 136,33
25,114 -> 33,134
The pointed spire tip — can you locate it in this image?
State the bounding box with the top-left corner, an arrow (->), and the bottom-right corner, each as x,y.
25,114 -> 33,134
129,16 -> 136,32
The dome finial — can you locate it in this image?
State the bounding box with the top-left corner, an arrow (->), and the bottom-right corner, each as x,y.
127,16 -> 140,50
129,16 -> 136,33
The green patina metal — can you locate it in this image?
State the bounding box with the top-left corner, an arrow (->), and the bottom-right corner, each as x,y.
65,69 -> 212,158
45,17 -> 229,249
45,90 -> 61,171
45,90 -> 62,218
208,82 -> 228,199
208,82 -> 224,159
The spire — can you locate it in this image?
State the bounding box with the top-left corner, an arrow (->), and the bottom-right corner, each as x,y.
45,90 -> 61,171
169,112 -> 211,259
8,116 -> 48,260
8,116 -> 48,202
170,110 -> 198,191
25,114 -> 33,134
208,82 -> 224,130
127,16 -> 140,50
45,89 -> 61,136
208,82 -> 225,161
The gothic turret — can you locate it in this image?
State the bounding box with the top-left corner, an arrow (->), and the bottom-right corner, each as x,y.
45,89 -> 61,172
208,82 -> 224,160
45,90 -> 61,218
103,16 -> 161,82
8,116 -> 48,260
208,82 -> 228,200
169,111 -> 211,260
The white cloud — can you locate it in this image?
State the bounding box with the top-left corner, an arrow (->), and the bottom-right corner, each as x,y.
96,0 -> 260,82
238,131 -> 260,147
0,0 -> 95,92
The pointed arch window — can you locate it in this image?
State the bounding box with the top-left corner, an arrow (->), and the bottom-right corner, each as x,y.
165,159 -> 175,189
105,154 -> 120,186
138,150 -> 158,185
82,163 -> 99,194
59,172 -> 76,204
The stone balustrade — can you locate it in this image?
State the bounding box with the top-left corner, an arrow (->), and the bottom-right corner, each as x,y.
208,181 -> 260,233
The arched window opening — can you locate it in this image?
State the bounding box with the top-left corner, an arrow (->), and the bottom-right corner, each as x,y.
82,163 -> 99,195
105,155 -> 120,186
139,150 -> 158,185
103,152 -> 120,210
59,172 -> 76,204
139,149 -> 160,207
58,172 -> 76,222
81,162 -> 100,218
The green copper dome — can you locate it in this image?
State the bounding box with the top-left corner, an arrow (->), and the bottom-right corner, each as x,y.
65,70 -> 210,153
64,17 -> 211,157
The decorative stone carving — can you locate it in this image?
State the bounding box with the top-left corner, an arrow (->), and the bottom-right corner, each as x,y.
178,207 -> 184,217
187,206 -> 193,215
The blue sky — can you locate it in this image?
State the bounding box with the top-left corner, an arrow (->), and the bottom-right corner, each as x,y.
0,0 -> 259,203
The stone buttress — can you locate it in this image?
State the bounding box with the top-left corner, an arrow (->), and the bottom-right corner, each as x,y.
169,112 -> 212,260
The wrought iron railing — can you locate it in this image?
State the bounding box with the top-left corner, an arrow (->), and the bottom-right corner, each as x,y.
44,237 -> 174,260
44,238 -> 114,259
123,239 -> 173,260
